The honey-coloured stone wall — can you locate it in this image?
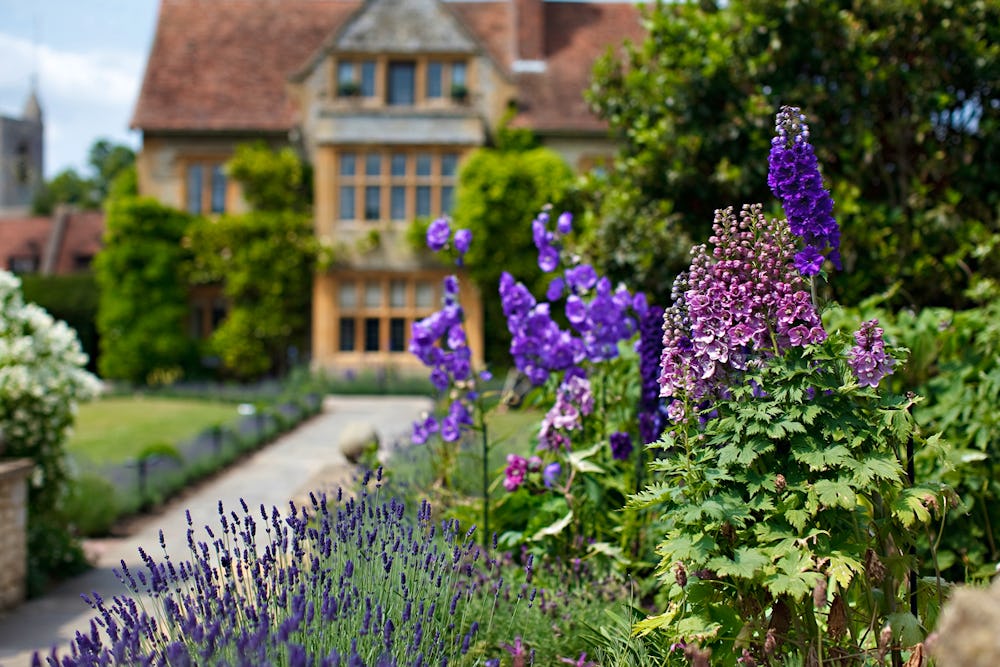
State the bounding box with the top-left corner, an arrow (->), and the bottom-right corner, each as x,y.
0,459 -> 33,611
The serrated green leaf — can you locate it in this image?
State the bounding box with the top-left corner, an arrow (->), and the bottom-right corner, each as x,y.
813,479 -> 857,509
887,611 -> 923,647
708,547 -> 771,580
827,553 -> 862,589
659,533 -> 716,562
794,445 -> 852,471
891,488 -> 933,527
786,508 -> 810,532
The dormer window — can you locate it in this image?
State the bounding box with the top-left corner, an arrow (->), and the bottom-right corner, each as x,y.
333,56 -> 470,107
387,61 -> 416,106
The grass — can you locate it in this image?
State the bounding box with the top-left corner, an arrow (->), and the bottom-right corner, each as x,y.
67,396 -> 240,464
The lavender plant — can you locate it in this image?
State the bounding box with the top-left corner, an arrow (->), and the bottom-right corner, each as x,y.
634,107 -> 946,665
45,475 -> 519,666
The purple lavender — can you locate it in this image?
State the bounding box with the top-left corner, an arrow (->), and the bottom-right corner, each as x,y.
847,319 -> 895,388
767,106 -> 841,275
48,487 -> 508,666
658,205 -> 827,407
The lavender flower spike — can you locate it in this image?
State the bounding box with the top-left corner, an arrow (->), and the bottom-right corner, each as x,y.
768,106 -> 841,275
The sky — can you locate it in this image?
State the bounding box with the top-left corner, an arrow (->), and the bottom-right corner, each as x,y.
0,0 -> 159,178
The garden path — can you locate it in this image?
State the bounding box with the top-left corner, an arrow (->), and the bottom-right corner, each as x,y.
0,394 -> 432,667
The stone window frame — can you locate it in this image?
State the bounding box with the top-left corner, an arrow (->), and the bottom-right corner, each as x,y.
182,159 -> 229,215
334,273 -> 441,355
331,54 -> 472,108
333,147 -> 463,225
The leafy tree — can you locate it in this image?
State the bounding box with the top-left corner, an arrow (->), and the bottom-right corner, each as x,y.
586,0 -> 1000,307
188,211 -> 317,379
88,139 -> 136,202
94,196 -> 197,384
32,168 -> 95,215
226,141 -> 311,212
452,142 -> 574,362
31,139 -> 135,214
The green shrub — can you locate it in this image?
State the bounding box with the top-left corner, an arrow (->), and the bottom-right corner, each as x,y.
62,474 -> 120,537
19,273 -> 100,372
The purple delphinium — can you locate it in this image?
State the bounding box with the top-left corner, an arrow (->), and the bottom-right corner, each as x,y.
410,222 -> 478,445
609,432 -> 633,461
537,374 -> 594,452
658,205 -> 827,408
848,319 -> 895,388
542,462 -> 562,488
426,217 -> 451,252
638,304 -> 667,444
500,211 -> 641,387
768,106 -> 841,275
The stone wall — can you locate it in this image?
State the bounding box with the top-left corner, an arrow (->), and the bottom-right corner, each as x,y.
0,459 -> 32,611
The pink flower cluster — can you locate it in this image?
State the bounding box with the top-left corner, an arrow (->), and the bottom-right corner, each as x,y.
538,373 -> 594,451
658,205 -> 827,404
848,319 -> 895,388
504,454 -> 529,491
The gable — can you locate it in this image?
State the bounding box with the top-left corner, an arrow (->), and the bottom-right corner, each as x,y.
335,0 -> 480,53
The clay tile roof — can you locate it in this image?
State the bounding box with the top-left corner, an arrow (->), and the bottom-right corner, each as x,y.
512,2 -> 645,133
0,215 -> 51,265
449,1 -> 514,75
51,210 -> 105,274
132,0 -> 360,132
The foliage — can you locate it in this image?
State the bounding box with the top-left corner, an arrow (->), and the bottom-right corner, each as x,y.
586,0 -> 1000,307
94,195 -> 198,384
187,210 -> 318,379
0,270 -> 101,592
61,473 -> 120,537
19,273 -> 99,372
825,288 -> 1000,583
452,144 -> 574,362
636,343 -> 943,663
32,139 -> 135,214
226,141 -> 311,212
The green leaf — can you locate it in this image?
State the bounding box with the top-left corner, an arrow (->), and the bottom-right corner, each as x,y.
794,444 -> 852,471
891,487 -> 934,528
827,553 -> 863,589
659,533 -> 717,563
567,442 -> 606,474
887,611 -> 923,648
813,479 -> 857,510
708,547 -> 771,580
531,510 -> 573,540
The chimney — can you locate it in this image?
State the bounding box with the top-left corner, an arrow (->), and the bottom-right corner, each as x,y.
513,0 -> 546,70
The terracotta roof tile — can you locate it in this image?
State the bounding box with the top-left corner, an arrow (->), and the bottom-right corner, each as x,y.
132,0 -> 643,134
512,2 -> 645,133
0,211 -> 105,275
51,210 -> 105,274
0,215 -> 51,270
132,0 -> 360,131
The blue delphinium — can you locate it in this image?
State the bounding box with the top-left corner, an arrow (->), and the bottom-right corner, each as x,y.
767,106 -> 841,276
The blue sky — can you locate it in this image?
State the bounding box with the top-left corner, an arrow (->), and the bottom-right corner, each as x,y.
0,0 -> 159,178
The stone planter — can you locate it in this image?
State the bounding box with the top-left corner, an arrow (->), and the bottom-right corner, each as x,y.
0,458 -> 33,611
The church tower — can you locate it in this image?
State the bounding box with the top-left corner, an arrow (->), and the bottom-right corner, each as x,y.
0,86 -> 45,215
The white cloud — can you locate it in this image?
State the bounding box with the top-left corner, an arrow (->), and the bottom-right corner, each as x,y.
0,32 -> 141,108
0,31 -> 142,176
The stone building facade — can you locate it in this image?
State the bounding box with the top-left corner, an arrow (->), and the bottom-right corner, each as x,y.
0,89 -> 44,217
0,459 -> 32,612
131,0 -> 645,372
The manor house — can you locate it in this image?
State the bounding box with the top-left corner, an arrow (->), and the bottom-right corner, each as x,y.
132,0 -> 645,371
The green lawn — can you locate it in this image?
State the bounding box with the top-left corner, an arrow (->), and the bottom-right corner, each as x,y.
68,396 -> 240,464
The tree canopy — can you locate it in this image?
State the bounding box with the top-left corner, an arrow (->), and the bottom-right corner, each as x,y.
586,0 -> 1000,308
33,139 -> 135,214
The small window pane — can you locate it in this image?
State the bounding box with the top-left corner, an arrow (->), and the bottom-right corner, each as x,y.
339,318 -> 356,352
339,282 -> 357,308
391,154 -> 407,177
339,186 -> 356,220
390,280 -> 407,308
365,281 -> 382,308
365,153 -> 381,176
427,61 -> 443,98
415,281 -> 434,308
451,61 -> 467,87
416,186 -> 431,217
416,154 -> 432,176
390,318 -> 406,352
364,318 -> 381,352
360,60 -> 376,96
441,153 -> 458,177
338,61 -> 354,82
210,165 -> 226,213
387,61 -> 416,106
340,153 -> 356,176
390,186 -> 406,220
186,164 -> 203,214
364,186 -> 381,220
441,186 -> 454,215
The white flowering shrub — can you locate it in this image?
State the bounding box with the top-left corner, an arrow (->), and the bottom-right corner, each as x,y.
1,270 -> 101,589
